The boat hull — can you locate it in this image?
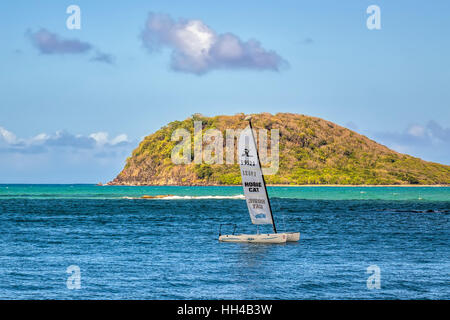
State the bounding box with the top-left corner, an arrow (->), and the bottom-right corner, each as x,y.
285,232 -> 300,242
219,233 -> 287,244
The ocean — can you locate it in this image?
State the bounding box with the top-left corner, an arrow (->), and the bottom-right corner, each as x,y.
0,185 -> 448,299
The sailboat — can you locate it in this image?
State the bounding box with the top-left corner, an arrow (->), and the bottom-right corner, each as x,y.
219,116 -> 300,244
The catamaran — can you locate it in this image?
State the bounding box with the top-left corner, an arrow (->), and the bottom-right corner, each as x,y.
219,116 -> 300,244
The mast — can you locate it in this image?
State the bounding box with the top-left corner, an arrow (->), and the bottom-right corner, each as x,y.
246,116 -> 277,234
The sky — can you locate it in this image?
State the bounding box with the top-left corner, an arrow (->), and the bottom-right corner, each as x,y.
0,0 -> 449,183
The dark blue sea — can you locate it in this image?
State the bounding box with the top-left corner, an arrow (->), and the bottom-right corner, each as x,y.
0,185 -> 449,299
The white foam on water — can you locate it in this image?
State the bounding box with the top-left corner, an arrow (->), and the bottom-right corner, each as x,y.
159,195 -> 245,200
122,195 -> 245,200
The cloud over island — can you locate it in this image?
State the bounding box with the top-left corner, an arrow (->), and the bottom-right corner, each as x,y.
141,13 -> 288,74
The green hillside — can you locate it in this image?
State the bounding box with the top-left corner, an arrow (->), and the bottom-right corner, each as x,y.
109,113 -> 450,185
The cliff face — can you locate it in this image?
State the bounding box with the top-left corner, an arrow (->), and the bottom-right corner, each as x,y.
109,113 -> 450,185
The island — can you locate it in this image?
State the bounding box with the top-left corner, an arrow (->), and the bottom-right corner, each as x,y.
108,113 -> 450,186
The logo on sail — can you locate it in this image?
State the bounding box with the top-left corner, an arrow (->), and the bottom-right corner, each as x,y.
242,148 -> 253,158
244,181 -> 261,192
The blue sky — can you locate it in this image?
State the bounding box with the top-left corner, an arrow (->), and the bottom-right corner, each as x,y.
0,1 -> 449,183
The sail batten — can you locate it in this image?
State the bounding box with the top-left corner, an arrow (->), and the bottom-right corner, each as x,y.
238,125 -> 275,228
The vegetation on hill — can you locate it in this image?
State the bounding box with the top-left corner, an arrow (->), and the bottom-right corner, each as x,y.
109,113 -> 450,185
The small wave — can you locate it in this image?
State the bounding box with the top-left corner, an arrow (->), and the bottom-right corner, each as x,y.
160,195 -> 245,200
122,195 -> 245,200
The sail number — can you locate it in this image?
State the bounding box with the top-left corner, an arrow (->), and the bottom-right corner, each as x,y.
240,159 -> 256,166
242,170 -> 257,177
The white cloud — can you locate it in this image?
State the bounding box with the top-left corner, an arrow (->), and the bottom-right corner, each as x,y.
370,121 -> 450,165
89,132 -> 129,146
89,132 -> 109,146
30,133 -> 50,143
0,126 -> 19,144
407,124 -> 425,137
0,126 -> 132,152
111,134 -> 129,145
27,28 -> 92,55
0,126 -> 137,183
141,13 -> 287,74
26,28 -> 115,64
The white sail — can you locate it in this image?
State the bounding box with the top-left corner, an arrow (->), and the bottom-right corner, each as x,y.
238,126 -> 274,225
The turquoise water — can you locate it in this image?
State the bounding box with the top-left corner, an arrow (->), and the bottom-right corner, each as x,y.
1,184 -> 449,201
0,185 -> 449,299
